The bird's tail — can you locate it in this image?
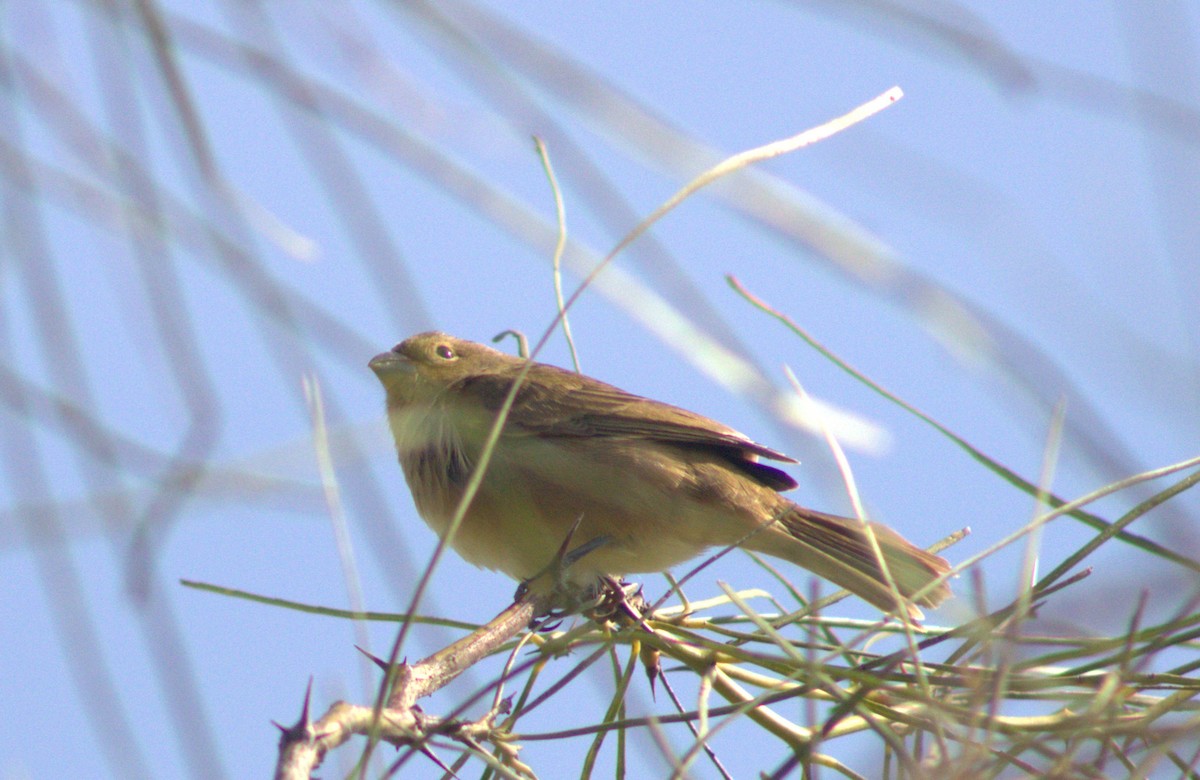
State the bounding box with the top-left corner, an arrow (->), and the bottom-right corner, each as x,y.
748,503 -> 952,620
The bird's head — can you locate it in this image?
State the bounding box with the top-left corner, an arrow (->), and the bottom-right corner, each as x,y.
368,331 -> 518,405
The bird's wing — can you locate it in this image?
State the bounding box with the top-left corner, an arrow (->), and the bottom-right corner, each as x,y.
455,364 -> 799,491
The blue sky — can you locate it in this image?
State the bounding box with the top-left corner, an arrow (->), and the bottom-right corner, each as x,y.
3,2 -> 1199,777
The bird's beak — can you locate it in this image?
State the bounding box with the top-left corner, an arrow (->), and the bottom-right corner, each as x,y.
368,349 -> 413,377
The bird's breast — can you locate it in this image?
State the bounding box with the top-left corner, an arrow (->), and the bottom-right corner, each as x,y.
386,403 -> 474,516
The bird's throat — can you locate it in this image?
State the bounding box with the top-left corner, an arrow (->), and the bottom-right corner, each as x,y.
388,403 -> 474,519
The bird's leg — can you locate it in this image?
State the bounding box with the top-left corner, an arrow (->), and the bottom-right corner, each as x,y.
588,577 -> 649,625
515,515 -> 613,629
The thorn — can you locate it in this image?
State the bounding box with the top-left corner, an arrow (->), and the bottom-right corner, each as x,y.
273,678 -> 315,743
532,614 -> 564,633
640,645 -> 661,700
419,745 -> 460,778
555,514 -> 586,562
356,645 -> 391,672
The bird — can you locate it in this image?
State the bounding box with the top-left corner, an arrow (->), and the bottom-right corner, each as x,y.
369,331 -> 951,619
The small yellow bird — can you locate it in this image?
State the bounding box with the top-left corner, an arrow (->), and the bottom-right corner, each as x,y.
370,332 -> 951,618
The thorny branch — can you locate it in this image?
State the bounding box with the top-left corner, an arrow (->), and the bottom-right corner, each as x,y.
274,593 -> 545,780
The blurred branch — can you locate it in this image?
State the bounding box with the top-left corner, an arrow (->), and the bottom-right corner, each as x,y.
730,275 -> 1200,575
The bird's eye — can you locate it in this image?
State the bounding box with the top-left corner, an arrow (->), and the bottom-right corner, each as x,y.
435,344 -> 456,360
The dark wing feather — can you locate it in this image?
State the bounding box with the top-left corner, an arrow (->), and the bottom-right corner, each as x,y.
455,363 -> 799,491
